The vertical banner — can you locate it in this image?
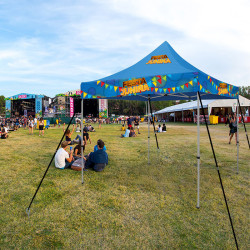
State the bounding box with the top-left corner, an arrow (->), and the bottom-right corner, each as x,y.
5,100 -> 11,118
99,99 -> 108,118
24,110 -> 27,117
35,97 -> 43,118
70,97 -> 74,117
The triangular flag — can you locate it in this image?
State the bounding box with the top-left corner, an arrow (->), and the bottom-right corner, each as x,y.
208,76 -> 210,79
168,88 -> 171,93
155,88 -> 158,92
97,81 -> 101,85
151,87 -> 154,92
87,94 -> 92,98
200,85 -> 202,90
185,83 -> 189,88
177,87 -> 180,91
162,75 -> 167,81
181,85 -> 184,90
159,88 -> 162,93
152,81 -> 157,87
216,86 -> 218,90
163,88 -> 167,93
119,87 -> 122,92
92,96 -> 96,98
172,87 -> 175,92
189,81 -> 193,86
114,86 -> 118,92
152,77 -> 157,82
198,81 -> 200,85
101,81 -> 105,87
110,85 -> 113,90
158,78 -> 162,84
83,92 -> 87,98
105,84 -> 109,89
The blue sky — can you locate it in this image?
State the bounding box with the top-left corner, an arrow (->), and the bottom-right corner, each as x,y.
0,0 -> 249,97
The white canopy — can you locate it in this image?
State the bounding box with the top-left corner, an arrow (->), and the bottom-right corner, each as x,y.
154,95 -> 250,115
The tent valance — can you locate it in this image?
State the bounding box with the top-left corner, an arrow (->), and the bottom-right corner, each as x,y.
81,42 -> 239,101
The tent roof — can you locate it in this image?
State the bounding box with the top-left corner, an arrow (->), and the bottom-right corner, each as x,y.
81,42 -> 239,101
154,95 -> 250,114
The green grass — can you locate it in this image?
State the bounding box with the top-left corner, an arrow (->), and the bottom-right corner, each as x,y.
0,123 -> 249,249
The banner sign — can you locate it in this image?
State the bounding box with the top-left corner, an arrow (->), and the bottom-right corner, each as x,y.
99,99 -> 108,118
18,94 -> 27,99
24,110 -> 27,117
76,91 -> 81,95
5,100 -> 11,118
70,97 -> 74,117
35,97 -> 43,118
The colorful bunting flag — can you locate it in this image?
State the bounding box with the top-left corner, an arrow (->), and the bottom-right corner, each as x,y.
83,92 -> 87,98
159,89 -> 162,93
105,84 -> 109,89
151,87 -> 154,92
155,88 -> 158,93
158,78 -> 162,84
101,81 -> 105,87
168,88 -> 171,93
87,94 -> 92,98
119,87 -> 122,92
152,81 -> 157,87
162,75 -> 167,81
152,77 -> 157,82
163,88 -> 167,93
172,87 -> 175,92
97,81 -> 101,85
181,85 -> 184,90
189,81 -> 193,86
114,86 -> 118,92
185,83 -> 189,88
200,85 -> 202,90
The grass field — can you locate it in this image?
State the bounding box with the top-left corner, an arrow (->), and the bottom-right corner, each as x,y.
0,122 -> 249,249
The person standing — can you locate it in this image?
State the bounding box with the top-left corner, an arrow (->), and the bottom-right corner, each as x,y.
229,113 -> 237,145
134,116 -> 140,134
28,118 -> 34,135
39,117 -> 45,136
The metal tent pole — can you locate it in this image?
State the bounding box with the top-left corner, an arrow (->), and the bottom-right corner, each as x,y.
197,92 -> 200,208
81,99 -> 84,184
237,98 -> 250,149
236,100 -> 239,174
148,96 -> 160,151
198,92 -> 239,250
148,99 -> 150,164
26,113 -> 75,216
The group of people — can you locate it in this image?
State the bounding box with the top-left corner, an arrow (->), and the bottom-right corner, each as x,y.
157,124 -> 167,133
55,122 -> 108,171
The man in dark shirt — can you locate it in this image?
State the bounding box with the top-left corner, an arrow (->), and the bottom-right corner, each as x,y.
85,140 -> 108,172
127,116 -> 132,128
134,116 -> 140,134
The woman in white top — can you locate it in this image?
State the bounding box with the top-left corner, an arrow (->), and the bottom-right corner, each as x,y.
29,118 -> 34,135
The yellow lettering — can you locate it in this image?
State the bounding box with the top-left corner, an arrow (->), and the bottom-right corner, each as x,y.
144,84 -> 150,91
121,88 -> 126,96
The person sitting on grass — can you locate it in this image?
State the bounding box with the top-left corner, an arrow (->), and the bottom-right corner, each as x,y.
121,124 -> 125,131
162,124 -> 167,132
85,139 -> 108,172
121,127 -> 130,138
73,140 -> 87,160
158,124 -> 162,133
83,126 -> 92,145
94,139 -> 107,152
129,127 -> 136,137
55,141 -> 74,169
1,127 -> 9,139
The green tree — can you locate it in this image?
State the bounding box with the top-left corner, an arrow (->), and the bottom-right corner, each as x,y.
0,95 -> 5,115
239,86 -> 250,99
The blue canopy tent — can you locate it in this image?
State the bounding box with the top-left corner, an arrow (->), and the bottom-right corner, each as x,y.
79,42 -> 242,247
80,41 -> 240,201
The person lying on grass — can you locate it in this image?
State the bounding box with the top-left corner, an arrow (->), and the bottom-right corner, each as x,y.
55,141 -> 75,169
85,139 -> 108,172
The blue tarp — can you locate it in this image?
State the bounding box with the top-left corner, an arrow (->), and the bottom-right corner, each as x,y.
81,42 -> 239,101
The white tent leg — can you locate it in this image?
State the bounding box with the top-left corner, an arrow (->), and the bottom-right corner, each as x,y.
81,99 -> 84,184
148,100 -> 150,165
237,101 -> 239,174
197,92 -> 200,208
